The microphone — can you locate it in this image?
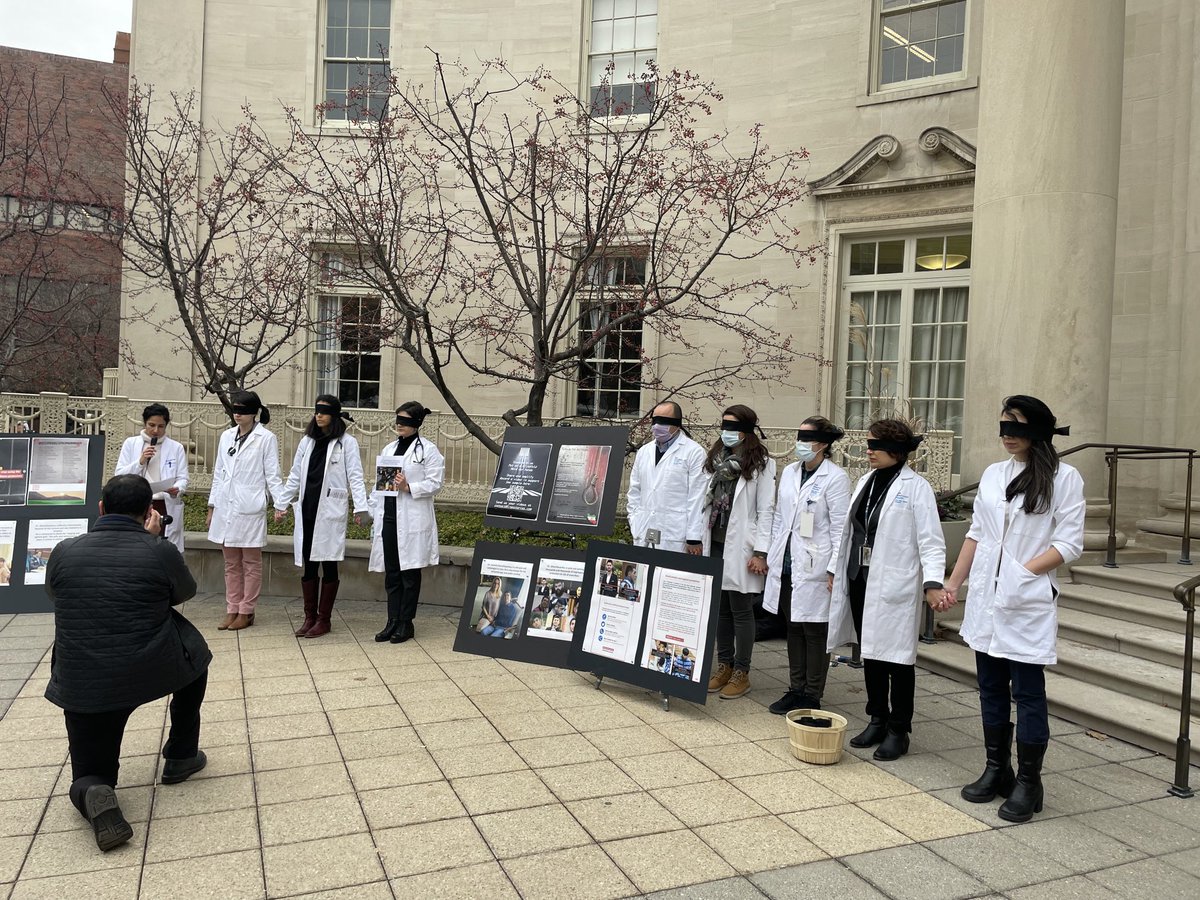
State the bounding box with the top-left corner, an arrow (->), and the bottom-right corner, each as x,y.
150,436 -> 158,448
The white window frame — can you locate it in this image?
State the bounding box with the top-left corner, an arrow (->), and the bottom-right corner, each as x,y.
583,0 -> 660,122
837,230 -> 971,475
871,0 -> 969,95
319,0 -> 393,125
313,250 -> 384,409
574,250 -> 647,419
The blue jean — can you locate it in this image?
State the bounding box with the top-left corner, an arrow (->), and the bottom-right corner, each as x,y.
481,624 -> 506,637
975,651 -> 1049,744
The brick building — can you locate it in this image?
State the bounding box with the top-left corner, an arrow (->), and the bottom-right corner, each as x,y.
0,35 -> 128,394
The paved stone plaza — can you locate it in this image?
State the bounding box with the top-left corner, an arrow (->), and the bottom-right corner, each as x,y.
1,595 -> 1197,899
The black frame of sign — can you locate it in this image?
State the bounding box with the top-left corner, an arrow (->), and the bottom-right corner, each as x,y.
567,539 -> 722,705
0,433 -> 106,614
452,541 -> 587,669
482,426 -> 629,536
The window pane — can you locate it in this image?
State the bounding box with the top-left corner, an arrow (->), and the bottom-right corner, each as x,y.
909,7 -> 936,42
328,0 -> 348,27
613,17 -> 635,50
939,323 -> 966,359
945,233 -> 971,270
915,236 -> 944,270
913,288 -> 938,323
849,242 -> 876,276
876,290 -> 902,323
878,325 -> 900,360
369,0 -> 390,27
349,0 -> 369,26
881,47 -> 904,84
846,363 -> 868,397
939,0 -> 966,36
589,56 -> 611,87
935,35 -> 963,75
369,27 -> 390,58
592,20 -> 613,53
614,0 -> 636,16
611,51 -> 635,82
938,362 -> 965,398
593,0 -> 614,20
609,83 -> 634,114
638,0 -> 657,12
910,362 -> 933,397
631,80 -> 655,115
877,240 -> 904,274
347,27 -> 369,57
942,285 -> 969,320
326,27 -> 346,58
634,15 -> 656,48
326,62 -> 348,90
911,324 -> 936,360
884,12 -> 910,41
909,42 -> 935,79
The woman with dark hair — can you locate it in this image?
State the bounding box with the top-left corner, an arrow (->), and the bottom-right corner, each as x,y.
703,404 -> 776,700
206,391 -> 286,630
827,419 -> 945,760
115,403 -> 190,552
368,401 -> 444,643
274,395 -> 370,638
763,416 -> 852,714
943,395 -> 1084,822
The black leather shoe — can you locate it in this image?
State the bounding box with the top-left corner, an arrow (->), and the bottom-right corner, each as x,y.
390,621 -> 415,644
768,691 -> 804,715
849,717 -> 888,748
161,750 -> 207,785
873,730 -> 910,761
84,784 -> 133,852
375,618 -> 400,642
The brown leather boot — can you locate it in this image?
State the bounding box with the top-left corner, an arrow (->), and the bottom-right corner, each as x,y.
227,614 -> 251,631
217,612 -> 237,630
294,578 -> 319,636
305,580 -> 339,638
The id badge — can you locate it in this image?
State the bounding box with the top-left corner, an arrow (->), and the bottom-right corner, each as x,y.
860,545 -> 873,567
798,511 -> 815,539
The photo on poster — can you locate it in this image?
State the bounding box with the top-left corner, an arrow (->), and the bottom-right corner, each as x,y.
581,556 -> 649,664
374,454 -> 405,496
639,567 -> 714,684
0,437 -> 30,507
0,520 -> 17,586
27,437 -> 89,505
485,442 -> 553,521
526,558 -> 584,642
546,444 -> 611,528
469,557 -> 534,640
24,518 -> 88,585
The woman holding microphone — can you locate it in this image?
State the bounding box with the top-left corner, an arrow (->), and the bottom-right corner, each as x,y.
274,395 -> 370,639
827,419 -> 945,761
943,395 -> 1083,822
206,391 -> 287,631
115,403 -> 189,553
369,402 -> 444,644
762,416 -> 851,714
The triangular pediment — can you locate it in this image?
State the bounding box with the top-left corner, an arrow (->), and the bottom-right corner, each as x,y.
811,127 -> 976,198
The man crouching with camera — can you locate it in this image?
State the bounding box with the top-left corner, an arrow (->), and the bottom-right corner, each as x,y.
45,474 -> 211,851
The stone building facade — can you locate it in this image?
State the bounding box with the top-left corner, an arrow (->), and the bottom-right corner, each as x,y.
120,1 -> 1198,534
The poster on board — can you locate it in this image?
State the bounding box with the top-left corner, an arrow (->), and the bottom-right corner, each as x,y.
0,520 -> 16,586
0,438 -> 31,507
28,437 -> 89,505
482,426 -> 629,535
568,540 -> 721,705
23,518 -> 88,585
452,542 -> 586,669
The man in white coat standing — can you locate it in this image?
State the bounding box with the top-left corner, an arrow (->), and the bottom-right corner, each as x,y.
626,402 -> 707,555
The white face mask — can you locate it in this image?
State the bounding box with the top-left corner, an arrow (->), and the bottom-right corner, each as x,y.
794,441 -> 817,462
720,431 -> 742,448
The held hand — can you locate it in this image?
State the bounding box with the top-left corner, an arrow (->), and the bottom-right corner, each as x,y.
942,585 -> 960,608
353,513 -> 363,526
166,487 -> 180,497
273,509 -> 287,523
685,544 -> 703,556
395,472 -> 410,493
145,508 -> 163,535
747,557 -> 768,576
924,588 -> 944,610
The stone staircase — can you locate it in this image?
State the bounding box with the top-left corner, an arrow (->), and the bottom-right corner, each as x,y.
917,558 -> 1200,766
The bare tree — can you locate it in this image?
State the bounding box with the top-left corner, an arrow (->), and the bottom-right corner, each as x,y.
100,80 -> 317,407
277,54 -> 822,453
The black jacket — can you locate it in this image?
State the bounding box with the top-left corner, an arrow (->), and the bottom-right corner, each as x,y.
44,514 -> 211,713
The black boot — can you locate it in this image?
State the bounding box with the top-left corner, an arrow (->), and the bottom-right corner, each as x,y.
849,716 -> 888,748
998,741 -> 1047,823
375,591 -> 401,642
873,729 -> 910,761
390,620 -> 415,644
961,723 -> 1016,803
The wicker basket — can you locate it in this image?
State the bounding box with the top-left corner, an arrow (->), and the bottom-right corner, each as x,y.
785,708 -> 849,765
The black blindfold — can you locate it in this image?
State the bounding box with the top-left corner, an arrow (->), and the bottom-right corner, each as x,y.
797,429 -> 843,445
230,405 -> 257,415
720,420 -> 755,433
314,404 -> 340,416
651,415 -> 682,427
867,436 -> 923,453
396,415 -> 421,427
999,420 -> 1070,441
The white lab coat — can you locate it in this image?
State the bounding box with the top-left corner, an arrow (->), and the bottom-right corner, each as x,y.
368,436 -> 444,572
827,466 -> 945,665
115,433 -> 189,553
277,433 -> 370,565
207,423 -> 287,548
701,457 -> 777,593
626,434 -> 708,553
763,458 -> 852,622
958,459 -> 1086,665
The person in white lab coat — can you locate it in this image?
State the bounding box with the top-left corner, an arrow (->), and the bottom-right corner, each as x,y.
114,403 -> 189,553
701,405 -> 776,701
943,395 -> 1084,823
626,401 -> 707,554
274,395 -> 370,639
763,416 -> 851,715
368,401 -> 444,644
827,419 -> 946,761
205,391 -> 287,631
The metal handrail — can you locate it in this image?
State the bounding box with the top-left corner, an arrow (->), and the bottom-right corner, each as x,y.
1169,574 -> 1200,798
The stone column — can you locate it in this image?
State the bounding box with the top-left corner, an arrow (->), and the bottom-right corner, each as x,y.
964,0 -> 1125,549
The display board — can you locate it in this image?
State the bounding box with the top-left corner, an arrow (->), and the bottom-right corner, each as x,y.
483,426 -> 629,536
452,542 -> 585,669
567,540 -> 722,705
0,434 -> 106,613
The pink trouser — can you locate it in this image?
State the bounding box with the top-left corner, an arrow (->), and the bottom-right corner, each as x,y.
222,547 -> 263,614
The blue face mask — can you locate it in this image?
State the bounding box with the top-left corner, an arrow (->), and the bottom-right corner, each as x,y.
794,441 -> 817,462
720,431 -> 742,448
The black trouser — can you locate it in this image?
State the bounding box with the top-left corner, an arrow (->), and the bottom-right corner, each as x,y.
63,669 -> 208,816
779,573 -> 830,703
382,528 -> 422,623
849,570 -> 914,734
976,651 -> 1049,744
302,560 -> 339,581
713,541 -> 757,671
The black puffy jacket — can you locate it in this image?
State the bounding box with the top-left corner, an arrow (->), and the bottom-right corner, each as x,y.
44,514 -> 212,713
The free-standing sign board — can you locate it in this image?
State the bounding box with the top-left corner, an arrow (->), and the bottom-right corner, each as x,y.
483,426 -> 629,536
0,434 -> 105,613
452,542 -> 586,669
568,540 -> 722,705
